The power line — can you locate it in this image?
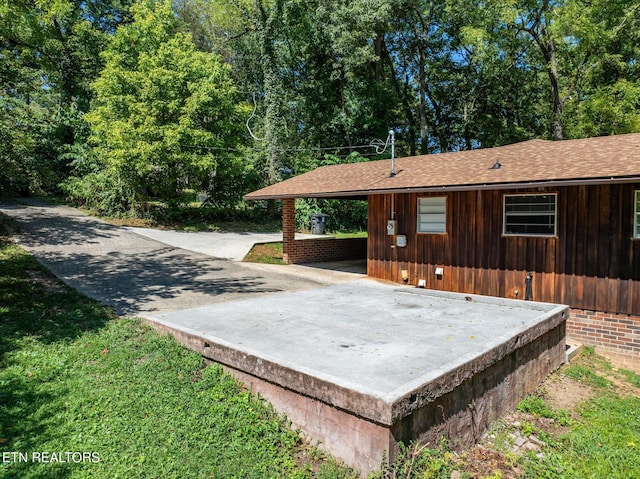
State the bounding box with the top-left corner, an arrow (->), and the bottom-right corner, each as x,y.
180,142 -> 388,154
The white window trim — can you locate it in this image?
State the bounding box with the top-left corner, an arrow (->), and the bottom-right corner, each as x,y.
635,190 -> 640,239
417,196 -> 447,234
503,193 -> 558,237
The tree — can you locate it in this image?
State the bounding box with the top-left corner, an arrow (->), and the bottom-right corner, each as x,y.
483,0 -> 639,140
71,0 -> 247,213
0,0 -> 133,195
564,1 -> 640,137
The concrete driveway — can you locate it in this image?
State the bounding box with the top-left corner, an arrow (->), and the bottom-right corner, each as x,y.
125,227 -> 318,261
0,199 -> 360,316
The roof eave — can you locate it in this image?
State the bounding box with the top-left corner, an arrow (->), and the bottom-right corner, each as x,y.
244,175 -> 640,201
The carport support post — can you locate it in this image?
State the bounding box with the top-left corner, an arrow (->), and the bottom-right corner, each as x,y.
282,198 -> 296,264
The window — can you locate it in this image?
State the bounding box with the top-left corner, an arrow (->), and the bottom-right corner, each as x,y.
635,191 -> 640,238
504,194 -> 557,237
417,197 -> 446,233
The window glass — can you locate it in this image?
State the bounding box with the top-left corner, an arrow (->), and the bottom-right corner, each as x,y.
504,194 -> 557,236
418,197 -> 446,233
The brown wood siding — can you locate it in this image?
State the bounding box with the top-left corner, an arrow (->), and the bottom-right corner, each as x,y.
367,184 -> 640,315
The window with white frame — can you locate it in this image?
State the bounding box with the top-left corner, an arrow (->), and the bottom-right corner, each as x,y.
503,194 -> 557,236
635,190 -> 640,238
417,197 -> 446,233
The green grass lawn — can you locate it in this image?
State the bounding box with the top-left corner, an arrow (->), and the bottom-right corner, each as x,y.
2,213 -> 639,479
519,351 -> 640,479
242,242 -> 285,264
0,222 -> 354,479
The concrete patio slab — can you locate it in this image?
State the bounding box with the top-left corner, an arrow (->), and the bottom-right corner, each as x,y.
145,279 -> 568,474
1,199 -> 567,475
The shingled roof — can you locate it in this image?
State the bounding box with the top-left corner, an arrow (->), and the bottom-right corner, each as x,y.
244,133 -> 640,200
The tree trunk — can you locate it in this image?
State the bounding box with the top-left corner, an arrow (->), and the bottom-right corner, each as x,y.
547,39 -> 564,141
257,0 -> 285,184
418,46 -> 428,154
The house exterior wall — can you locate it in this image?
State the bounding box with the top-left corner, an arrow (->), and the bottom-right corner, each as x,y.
367,185 -> 640,369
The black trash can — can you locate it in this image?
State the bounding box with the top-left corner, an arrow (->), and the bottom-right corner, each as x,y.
310,213 -> 329,235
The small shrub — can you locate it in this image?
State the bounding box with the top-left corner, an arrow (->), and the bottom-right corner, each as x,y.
371,440 -> 454,479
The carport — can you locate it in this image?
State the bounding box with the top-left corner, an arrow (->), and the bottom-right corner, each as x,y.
244,174 -> 371,267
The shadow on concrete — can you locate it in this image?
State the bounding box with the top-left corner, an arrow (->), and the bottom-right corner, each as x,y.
0,200 -> 289,316
36,247 -> 285,316
300,260 -> 367,275
3,200 -> 132,248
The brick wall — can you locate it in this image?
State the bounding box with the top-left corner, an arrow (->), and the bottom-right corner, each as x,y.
568,309 -> 640,371
282,198 -> 367,264
284,237 -> 367,264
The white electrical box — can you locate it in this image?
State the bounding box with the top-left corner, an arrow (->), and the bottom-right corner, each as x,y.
387,220 -> 397,235
396,235 -> 407,247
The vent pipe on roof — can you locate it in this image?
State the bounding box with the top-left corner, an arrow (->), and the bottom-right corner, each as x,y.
389,129 -> 396,177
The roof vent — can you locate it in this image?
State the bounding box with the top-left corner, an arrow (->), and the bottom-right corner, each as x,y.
490,161 -> 502,170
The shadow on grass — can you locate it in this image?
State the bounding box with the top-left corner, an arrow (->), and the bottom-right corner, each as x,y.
0,221 -> 113,477
0,215 -> 360,479
0,236 -> 113,354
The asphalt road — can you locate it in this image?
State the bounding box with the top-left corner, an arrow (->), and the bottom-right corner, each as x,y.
0,199 -> 345,316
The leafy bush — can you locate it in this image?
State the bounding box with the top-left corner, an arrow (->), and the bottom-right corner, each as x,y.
62,169 -> 138,217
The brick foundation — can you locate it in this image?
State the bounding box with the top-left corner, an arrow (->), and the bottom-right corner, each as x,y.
282,198 -> 367,264
567,309 -> 640,371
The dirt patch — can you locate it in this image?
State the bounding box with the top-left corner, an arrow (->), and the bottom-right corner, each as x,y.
456,444 -> 523,478
451,363 -> 591,478
604,371 -> 640,397
540,373 -> 594,411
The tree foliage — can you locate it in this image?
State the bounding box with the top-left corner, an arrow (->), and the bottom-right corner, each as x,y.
2,0 -> 640,215
0,0 -> 132,196
65,0 -> 248,213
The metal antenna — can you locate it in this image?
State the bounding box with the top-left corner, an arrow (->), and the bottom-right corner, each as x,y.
389,129 -> 395,177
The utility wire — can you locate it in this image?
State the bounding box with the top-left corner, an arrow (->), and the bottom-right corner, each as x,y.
241,89 -> 393,155
181,142 -> 389,153
246,93 -> 265,142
